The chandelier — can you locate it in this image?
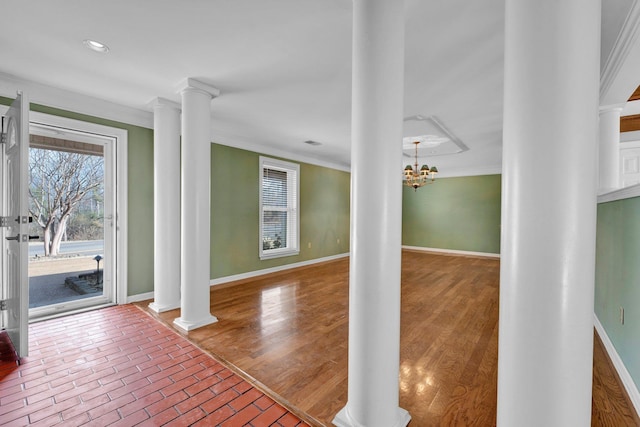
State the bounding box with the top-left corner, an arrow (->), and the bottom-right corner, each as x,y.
403,141 -> 438,190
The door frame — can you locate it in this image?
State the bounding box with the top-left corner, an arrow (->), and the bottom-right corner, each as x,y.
1,106 -> 129,314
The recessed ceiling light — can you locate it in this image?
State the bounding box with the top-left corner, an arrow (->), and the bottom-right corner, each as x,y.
83,39 -> 109,53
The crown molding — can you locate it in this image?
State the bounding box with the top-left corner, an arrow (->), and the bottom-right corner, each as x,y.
0,72 -> 499,178
601,0 -> 640,102
0,72 -> 153,129
210,129 -> 351,172
436,164 -> 502,178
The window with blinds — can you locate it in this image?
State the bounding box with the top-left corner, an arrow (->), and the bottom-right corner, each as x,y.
259,156 -> 300,259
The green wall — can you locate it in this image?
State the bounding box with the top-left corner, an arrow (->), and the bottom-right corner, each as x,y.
402,174 -> 501,254
0,96 -> 155,297
595,197 -> 640,390
10,94 -> 499,295
4,94 -> 351,296
210,144 -> 350,278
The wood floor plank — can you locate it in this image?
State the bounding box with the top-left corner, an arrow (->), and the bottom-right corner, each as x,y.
137,251 -> 638,426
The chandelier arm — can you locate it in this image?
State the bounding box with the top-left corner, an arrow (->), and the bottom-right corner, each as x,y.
403,140 -> 437,190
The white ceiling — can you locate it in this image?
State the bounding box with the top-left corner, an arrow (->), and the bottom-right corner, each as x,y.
0,1 -> 636,174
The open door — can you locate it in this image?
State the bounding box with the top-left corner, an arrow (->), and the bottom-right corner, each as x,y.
1,91 -> 29,358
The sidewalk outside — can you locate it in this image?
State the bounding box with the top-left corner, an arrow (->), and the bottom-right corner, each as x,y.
29,256 -> 97,308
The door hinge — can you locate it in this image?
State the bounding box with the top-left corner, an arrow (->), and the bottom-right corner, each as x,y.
0,300 -> 7,311
0,216 -> 29,227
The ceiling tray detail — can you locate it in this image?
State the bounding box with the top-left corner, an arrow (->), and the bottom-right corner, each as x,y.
402,115 -> 469,158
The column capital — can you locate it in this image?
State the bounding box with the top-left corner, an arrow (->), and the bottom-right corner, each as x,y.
177,78 -> 220,98
148,97 -> 181,112
599,103 -> 625,114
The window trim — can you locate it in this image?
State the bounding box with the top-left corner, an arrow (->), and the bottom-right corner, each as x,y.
259,156 -> 300,260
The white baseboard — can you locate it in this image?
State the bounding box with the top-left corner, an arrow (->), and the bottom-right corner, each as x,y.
127,291 -> 154,304
402,245 -> 500,259
133,248 -> 494,299
594,314 -> 640,417
210,253 -> 349,287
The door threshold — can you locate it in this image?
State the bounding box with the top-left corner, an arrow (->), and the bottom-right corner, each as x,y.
29,302 -> 118,323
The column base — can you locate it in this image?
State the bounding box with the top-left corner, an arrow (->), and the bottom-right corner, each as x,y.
148,301 -> 181,313
173,314 -> 218,331
333,405 -> 410,427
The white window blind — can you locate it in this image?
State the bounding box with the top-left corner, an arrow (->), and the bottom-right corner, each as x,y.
259,156 -> 299,259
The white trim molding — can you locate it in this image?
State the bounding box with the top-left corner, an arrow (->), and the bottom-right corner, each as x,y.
594,314 -> 640,417
601,0 -> 640,102
434,165 -> 502,179
211,133 -> 351,173
1,105 -> 129,309
598,183 -> 640,203
210,253 -> 349,287
31,112 -> 129,306
0,72 -> 153,128
402,245 -> 500,259
127,292 -> 155,304
259,156 -> 300,260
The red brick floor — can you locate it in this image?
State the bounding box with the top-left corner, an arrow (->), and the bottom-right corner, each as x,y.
0,305 -> 309,426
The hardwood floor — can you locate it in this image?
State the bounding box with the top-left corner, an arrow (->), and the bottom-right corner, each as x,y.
399,251 -> 499,426
592,328 -> 640,426
138,251 -> 639,426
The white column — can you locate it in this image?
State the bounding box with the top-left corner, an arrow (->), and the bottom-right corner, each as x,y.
174,79 -> 219,332
498,1 -> 600,426
333,0 -> 409,426
149,98 -> 182,313
599,106 -> 623,193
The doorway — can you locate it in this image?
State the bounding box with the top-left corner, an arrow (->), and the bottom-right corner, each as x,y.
24,113 -> 127,321
2,102 -> 128,342
27,123 -> 116,318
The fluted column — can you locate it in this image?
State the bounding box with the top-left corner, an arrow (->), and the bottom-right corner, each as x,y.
332,0 -> 409,426
599,106 -> 623,193
149,98 -> 182,313
498,1 -> 600,426
173,79 -> 219,332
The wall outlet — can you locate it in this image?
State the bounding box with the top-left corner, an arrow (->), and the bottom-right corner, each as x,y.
620,306 -> 625,325
337,238 -> 340,244
308,242 -> 312,249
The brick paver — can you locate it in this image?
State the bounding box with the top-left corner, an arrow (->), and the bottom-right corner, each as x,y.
0,304 -> 310,426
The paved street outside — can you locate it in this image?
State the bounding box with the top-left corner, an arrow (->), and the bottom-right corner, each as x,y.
29,240 -> 104,258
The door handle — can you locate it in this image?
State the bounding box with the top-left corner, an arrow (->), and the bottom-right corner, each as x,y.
6,234 -> 39,242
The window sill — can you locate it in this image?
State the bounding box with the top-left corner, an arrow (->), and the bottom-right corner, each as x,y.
259,249 -> 300,260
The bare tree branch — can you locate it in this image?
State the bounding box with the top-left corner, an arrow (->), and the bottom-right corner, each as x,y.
28,147 -> 104,256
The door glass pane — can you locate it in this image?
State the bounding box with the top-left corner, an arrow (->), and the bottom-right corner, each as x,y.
28,134 -> 106,309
